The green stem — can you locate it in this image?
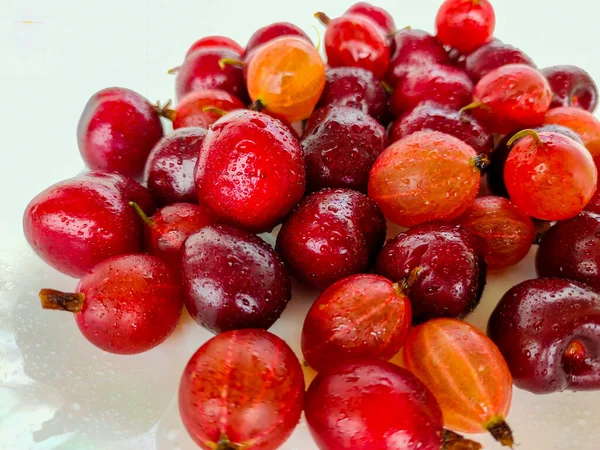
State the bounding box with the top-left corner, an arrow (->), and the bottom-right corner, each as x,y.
39,289 -> 85,313
202,106 -> 229,116
167,65 -> 180,75
381,80 -> 394,95
506,129 -> 542,147
129,202 -> 153,227
459,102 -> 484,115
218,57 -> 243,69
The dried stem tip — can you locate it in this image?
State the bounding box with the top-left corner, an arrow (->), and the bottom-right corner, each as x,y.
39,289 -> 85,313
314,12 -> 331,26
486,417 -> 514,448
154,100 -> 176,122
442,429 -> 483,450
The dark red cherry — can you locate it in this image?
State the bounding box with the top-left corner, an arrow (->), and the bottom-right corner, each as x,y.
77,87 -> 164,178
465,39 -> 535,82
375,222 -> 486,322
144,127 -> 207,207
23,171 -> 154,278
301,106 -> 388,192
276,188 -> 386,290
181,224 -> 291,333
184,36 -> 244,59
488,278 -> 600,393
542,65 -> 598,112
345,2 -> 396,34
435,0 -> 496,54
245,21 -> 311,54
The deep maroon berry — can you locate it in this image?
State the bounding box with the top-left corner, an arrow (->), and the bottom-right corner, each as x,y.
585,188 -> 600,214
542,65 -> 598,112
465,39 -> 535,82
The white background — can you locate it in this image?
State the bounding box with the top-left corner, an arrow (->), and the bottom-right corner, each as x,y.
1,0 -> 600,449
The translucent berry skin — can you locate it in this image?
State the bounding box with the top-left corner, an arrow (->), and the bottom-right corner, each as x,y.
536,212 -> 600,292
465,39 -> 535,82
368,131 -> 481,227
390,102 -> 492,155
176,47 -> 248,102
488,278 -> 600,393
305,359 -> 444,450
172,89 -> 245,129
390,64 -> 473,117
195,110 -> 305,233
542,65 -> 598,112
504,132 -> 597,221
403,319 -> 513,437
301,274 -> 411,372
77,87 -> 164,178
435,0 -> 496,54
23,171 -> 154,278
245,22 -> 311,54
142,203 -> 216,269
184,36 -> 244,59
179,329 -> 304,450
318,67 -> 388,122
75,255 -> 182,354
301,106 -> 388,192
247,36 -> 326,123
276,188 -> 386,290
453,196 -> 535,269
375,223 -> 486,322
345,2 -> 396,34
144,127 -> 206,207
323,14 -> 390,80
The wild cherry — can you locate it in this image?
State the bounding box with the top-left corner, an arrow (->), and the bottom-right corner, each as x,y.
435,0 -> 496,54
245,21 -> 311,54
542,65 -> 598,112
465,39 -> 535,82
403,318 -> 514,447
345,2 -> 396,34
390,102 -> 493,155
195,110 -> 305,233
23,171 -> 154,278
144,127 -> 206,207
301,106 -> 388,192
39,254 -> 182,354
316,12 -> 390,80
369,130 -> 487,227
77,87 -> 164,178
276,188 -> 386,290
179,329 -> 304,450
536,211 -> 600,292
318,67 -> 388,122
301,274 -> 411,372
375,222 -> 486,322
184,36 -> 244,59
504,129 -> 597,220
488,278 -> 600,393
181,224 -> 291,333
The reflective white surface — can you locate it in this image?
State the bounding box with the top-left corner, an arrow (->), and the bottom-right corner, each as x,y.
2,0 -> 600,449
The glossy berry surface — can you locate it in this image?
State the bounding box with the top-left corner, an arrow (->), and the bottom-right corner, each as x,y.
144,127 -> 206,207
305,359 -> 444,450
536,212 -> 600,292
23,171 -> 154,278
453,196 -> 535,269
77,87 -> 164,178
170,89 -> 244,129
179,329 -> 304,450
390,102 -> 492,155
368,131 -> 483,227
488,278 -> 600,393
184,35 -> 244,58
181,224 -> 291,333
318,67 -> 388,122
390,64 -> 473,117
465,39 -> 535,82
301,106 -> 388,192
195,110 -> 305,233
247,36 -> 325,122
301,274 -> 411,372
585,188 -> 600,214
245,22 -> 311,54
345,2 -> 396,34
542,65 -> 598,112
435,0 -> 496,54
376,223 -> 486,322
504,131 -> 597,221
469,64 -> 552,134
404,319 -> 513,446
276,188 -> 386,290
321,13 -> 390,80
40,254 -> 182,354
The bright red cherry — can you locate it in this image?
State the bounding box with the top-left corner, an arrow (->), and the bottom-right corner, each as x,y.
435,0 -> 496,54
184,35 -> 244,59
77,87 -> 164,178
245,21 -> 311,54
345,2 -> 396,34
465,39 -> 535,82
542,65 -> 598,112
39,254 -> 182,354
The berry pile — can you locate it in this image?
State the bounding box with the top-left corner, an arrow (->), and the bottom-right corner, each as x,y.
22,1 -> 600,449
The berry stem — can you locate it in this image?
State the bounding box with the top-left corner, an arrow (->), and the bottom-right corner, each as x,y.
39,289 -> 85,313
442,429 -> 482,450
218,57 -> 243,69
250,99 -> 266,112
154,100 -> 176,122
507,129 -> 542,147
209,435 -> 241,450
314,12 -> 331,26
129,201 -> 153,227
167,65 -> 180,75
485,417 -> 514,448
381,80 -> 394,95
472,154 -> 491,171
459,102 -> 484,115
472,0 -> 481,5
202,106 -> 229,117
533,219 -> 552,244
394,266 -> 422,295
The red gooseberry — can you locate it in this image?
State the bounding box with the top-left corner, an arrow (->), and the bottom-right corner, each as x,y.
184,36 -> 244,59
345,2 -> 396,34
436,0 -> 496,54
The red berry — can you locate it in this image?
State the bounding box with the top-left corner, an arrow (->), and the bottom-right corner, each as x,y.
170,89 -> 245,129
276,188 -> 386,290
39,254 -> 182,354
465,39 -> 535,82
585,187 -> 600,214
184,35 -> 244,59
179,329 -> 304,450
302,106 -> 388,192
542,65 -> 598,112
345,2 -> 396,34
77,87 -> 164,178
23,171 -> 154,278
435,0 -> 496,54
182,225 -> 291,333
144,127 -> 207,207
245,21 -> 311,54
195,110 -> 305,233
